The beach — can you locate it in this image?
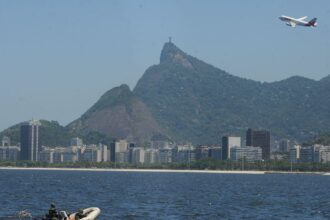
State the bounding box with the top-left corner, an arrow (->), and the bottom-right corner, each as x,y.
1,166 -> 329,175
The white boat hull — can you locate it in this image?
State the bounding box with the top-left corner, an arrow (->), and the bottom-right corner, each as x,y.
69,207 -> 100,220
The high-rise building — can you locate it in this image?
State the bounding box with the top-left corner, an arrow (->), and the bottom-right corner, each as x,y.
159,148 -> 174,163
230,146 -> 262,162
175,146 -> 195,164
0,146 -> 20,161
222,136 -> 241,160
289,145 -> 301,163
246,128 -> 270,160
317,145 -> 330,164
299,146 -> 316,163
209,147 -> 222,160
195,146 -> 210,160
98,144 -> 108,162
1,136 -> 11,147
130,147 -> 145,164
70,137 -> 83,147
39,148 -> 55,163
144,149 -> 159,164
279,139 -> 290,153
110,139 -> 129,162
79,146 -> 97,162
20,120 -> 41,161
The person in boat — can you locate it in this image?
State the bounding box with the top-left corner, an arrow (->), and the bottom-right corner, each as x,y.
75,208 -> 86,220
45,203 -> 60,220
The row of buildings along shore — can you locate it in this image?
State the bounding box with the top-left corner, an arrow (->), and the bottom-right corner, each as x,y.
1,120 -> 330,164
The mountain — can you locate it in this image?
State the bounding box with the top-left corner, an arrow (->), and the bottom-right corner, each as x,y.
67,84 -> 165,144
1,42 -> 329,146
134,42 -> 330,144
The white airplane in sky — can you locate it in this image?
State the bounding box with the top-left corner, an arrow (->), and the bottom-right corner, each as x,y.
279,15 -> 317,27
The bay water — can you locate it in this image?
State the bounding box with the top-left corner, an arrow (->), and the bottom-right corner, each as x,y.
1,169 -> 330,219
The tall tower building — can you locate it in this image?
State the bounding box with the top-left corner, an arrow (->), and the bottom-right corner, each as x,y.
246,128 -> 270,160
110,139 -> 129,162
222,136 -> 241,160
20,120 -> 41,161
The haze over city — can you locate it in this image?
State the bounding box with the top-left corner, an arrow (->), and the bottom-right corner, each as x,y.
0,0 -> 329,131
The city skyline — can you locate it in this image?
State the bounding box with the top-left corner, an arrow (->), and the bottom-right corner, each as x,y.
1,121 -> 330,166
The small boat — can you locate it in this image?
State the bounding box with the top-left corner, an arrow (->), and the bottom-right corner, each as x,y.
66,207 -> 101,220
14,206 -> 101,220
42,206 -> 101,220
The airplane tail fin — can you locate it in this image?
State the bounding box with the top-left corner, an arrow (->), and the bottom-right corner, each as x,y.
307,18 -> 317,27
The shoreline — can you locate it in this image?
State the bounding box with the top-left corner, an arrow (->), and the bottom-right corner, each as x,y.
0,166 -> 264,174
0,166 -> 329,175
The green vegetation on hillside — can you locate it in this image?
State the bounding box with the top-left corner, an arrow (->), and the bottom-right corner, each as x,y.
134,42 -> 330,144
0,120 -> 114,147
0,120 -> 70,146
304,132 -> 330,146
82,84 -> 133,119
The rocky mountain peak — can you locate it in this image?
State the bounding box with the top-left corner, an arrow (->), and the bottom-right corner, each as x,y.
85,84 -> 133,115
67,83 -> 164,144
160,42 -> 193,68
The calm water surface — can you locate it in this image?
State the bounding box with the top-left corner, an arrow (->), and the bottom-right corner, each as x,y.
0,170 -> 330,219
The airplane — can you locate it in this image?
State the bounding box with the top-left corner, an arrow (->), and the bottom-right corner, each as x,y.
279,15 -> 317,27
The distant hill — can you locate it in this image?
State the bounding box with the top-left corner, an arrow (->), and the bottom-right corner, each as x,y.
134,42 -> 330,144
0,120 -> 116,147
67,84 -> 166,144
0,120 -> 71,147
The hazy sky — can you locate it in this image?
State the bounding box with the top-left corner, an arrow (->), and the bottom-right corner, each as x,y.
0,0 -> 329,131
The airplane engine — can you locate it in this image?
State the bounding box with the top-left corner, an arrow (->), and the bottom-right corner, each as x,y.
286,22 -> 292,26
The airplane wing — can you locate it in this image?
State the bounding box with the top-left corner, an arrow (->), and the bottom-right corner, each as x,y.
298,16 -> 308,21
